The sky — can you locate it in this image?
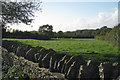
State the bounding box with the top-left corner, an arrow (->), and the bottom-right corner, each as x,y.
8,1 -> 118,32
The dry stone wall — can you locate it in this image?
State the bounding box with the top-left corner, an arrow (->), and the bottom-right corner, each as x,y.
2,47 -> 65,79
2,40 -> 120,79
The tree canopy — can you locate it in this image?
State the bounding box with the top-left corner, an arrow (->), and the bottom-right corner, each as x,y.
1,1 -> 41,28
38,24 -> 54,38
38,24 -> 53,33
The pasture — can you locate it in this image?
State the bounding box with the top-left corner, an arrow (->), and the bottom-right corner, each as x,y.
3,38 -> 119,62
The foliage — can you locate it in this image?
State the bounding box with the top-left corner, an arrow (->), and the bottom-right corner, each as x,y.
2,29 -> 50,40
2,60 -> 29,79
106,24 -> 120,49
38,24 -> 53,33
53,29 -> 95,38
57,31 -> 64,38
3,38 -> 119,62
94,26 -> 112,40
38,24 -> 54,38
3,24 -> 114,40
1,1 -> 41,26
1,1 -> 41,39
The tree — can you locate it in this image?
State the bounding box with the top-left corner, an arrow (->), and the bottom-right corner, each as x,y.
38,24 -> 53,38
94,26 -> 112,40
1,1 -> 41,26
106,24 -> 120,49
101,26 -> 107,29
57,31 -> 64,38
38,24 -> 53,33
1,1 -> 41,39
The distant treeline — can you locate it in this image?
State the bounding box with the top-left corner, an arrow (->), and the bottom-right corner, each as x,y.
2,24 -> 112,39
2,24 -> 120,49
54,30 -> 95,38
2,29 -> 50,40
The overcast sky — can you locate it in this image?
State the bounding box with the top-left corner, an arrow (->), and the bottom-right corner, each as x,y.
9,1 -> 118,32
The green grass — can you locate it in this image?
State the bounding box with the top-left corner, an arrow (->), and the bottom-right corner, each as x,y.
3,38 -> 119,62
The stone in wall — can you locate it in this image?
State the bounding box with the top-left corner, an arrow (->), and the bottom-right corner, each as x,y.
80,60 -> 100,79
34,47 -> 44,63
53,54 -> 66,72
2,40 -> 15,52
64,55 -> 85,78
61,55 -> 73,73
38,48 -> 50,67
49,53 -> 66,72
64,55 -> 85,75
111,63 -> 120,79
57,55 -> 67,73
42,48 -> 56,68
16,45 -> 33,57
66,61 -> 76,78
99,62 -> 114,80
116,76 -> 120,80
66,61 -> 84,78
11,44 -> 19,53
2,48 -> 13,66
2,40 -> 10,49
25,46 -> 42,62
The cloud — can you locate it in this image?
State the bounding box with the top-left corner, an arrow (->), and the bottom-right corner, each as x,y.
97,8 -> 118,27
8,7 -> 118,32
68,8 -> 118,31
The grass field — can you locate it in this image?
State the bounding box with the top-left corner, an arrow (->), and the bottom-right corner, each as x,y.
3,38 -> 119,62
